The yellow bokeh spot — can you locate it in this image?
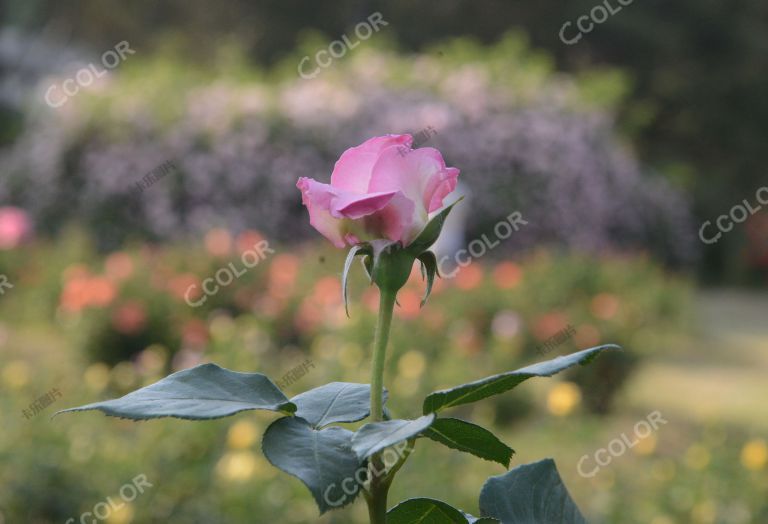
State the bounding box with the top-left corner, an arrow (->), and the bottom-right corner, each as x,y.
216,451 -> 257,482
633,433 -> 658,456
651,459 -> 676,483
398,350 -> 426,380
227,420 -> 259,449
740,438 -> 767,471
111,362 -> 136,389
106,502 -> 134,524
546,382 -> 581,416
2,360 -> 29,389
684,444 -> 711,470
691,500 -> 717,524
339,343 -> 363,369
84,363 -> 110,392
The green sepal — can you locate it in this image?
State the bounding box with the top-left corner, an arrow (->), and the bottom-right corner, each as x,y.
406,197 -> 463,256
416,251 -> 438,307
342,243 -> 373,316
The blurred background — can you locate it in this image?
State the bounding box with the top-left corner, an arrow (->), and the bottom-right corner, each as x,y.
0,1 -> 766,523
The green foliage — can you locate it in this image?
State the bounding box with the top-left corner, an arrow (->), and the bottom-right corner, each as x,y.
292,382 -> 381,428
56,363 -> 296,420
423,418 -> 513,468
262,417 -> 362,514
422,345 -> 621,414
351,415 -> 435,462
387,498 -> 498,524
479,459 -> 586,524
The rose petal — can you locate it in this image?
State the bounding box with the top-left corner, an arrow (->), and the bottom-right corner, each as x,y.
365,192 -> 416,244
331,134 -> 413,193
331,190 -> 399,220
296,177 -> 346,248
425,167 -> 460,213
368,147 -> 460,219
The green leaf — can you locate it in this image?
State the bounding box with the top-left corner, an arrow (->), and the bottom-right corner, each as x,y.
479,459 -> 586,524
351,414 -> 436,461
406,197 -> 463,255
55,363 -> 296,420
291,382 -> 386,429
262,416 -> 364,514
423,345 -> 621,414
343,244 -> 371,316
423,418 -> 514,467
387,498 -> 499,524
417,251 -> 438,307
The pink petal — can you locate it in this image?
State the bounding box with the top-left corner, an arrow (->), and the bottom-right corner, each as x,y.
365,192 -> 416,244
425,167 -> 460,213
296,177 -> 346,248
331,190 -> 399,220
368,146 -> 460,217
330,134 -> 413,193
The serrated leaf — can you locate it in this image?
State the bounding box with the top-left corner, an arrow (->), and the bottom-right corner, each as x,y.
351,414 -> 435,461
406,197 -> 463,255
417,251 -> 438,307
55,363 -> 296,420
343,244 -> 371,316
262,416 -> 364,514
291,382 -> 386,429
387,498 -> 499,524
423,345 -> 621,414
423,418 -> 514,467
479,459 -> 586,524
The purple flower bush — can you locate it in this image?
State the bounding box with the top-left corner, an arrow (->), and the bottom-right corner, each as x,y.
0,33 -> 695,264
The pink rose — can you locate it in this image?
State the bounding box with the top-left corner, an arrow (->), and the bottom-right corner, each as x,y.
0,206 -> 32,249
297,134 -> 459,248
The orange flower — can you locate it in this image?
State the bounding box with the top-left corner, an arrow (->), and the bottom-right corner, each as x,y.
312,276 -> 342,307
532,312 -> 569,341
87,276 -> 117,307
236,230 -> 265,253
111,301 -> 147,335
591,293 -> 620,320
493,261 -> 522,289
395,289 -> 421,319
269,254 -> 299,299
574,324 -> 601,347
455,264 -> 483,290
167,273 -> 201,301
105,252 -> 134,281
205,228 -> 233,257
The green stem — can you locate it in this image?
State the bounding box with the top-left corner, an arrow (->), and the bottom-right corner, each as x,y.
367,289 -> 397,524
371,290 -> 396,423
